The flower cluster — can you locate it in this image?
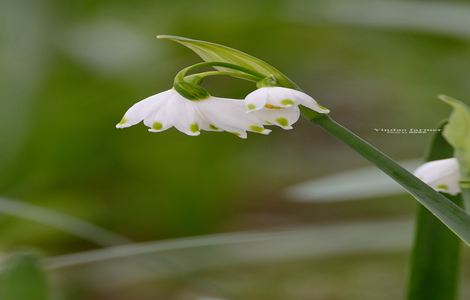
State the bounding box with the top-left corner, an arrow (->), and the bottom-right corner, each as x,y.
116,85 -> 329,138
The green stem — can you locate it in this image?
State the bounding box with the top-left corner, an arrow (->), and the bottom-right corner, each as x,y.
407,122 -> 462,300
305,112 -> 470,244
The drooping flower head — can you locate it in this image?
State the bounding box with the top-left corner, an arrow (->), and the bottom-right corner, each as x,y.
116,36 -> 331,138
116,89 -> 271,138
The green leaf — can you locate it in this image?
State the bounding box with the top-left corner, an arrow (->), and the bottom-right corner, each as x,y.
407,121 -> 462,300
0,196 -> 129,247
157,35 -> 298,89
407,195 -> 462,300
46,219 -> 411,277
0,253 -> 48,300
440,95 -> 470,179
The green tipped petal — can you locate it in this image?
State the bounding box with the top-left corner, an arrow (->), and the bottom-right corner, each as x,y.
118,117 -> 127,125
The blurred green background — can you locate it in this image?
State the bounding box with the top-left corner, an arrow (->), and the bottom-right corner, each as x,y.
1,0 -> 470,299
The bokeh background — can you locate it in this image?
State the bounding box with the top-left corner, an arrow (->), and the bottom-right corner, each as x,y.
1,0 -> 470,299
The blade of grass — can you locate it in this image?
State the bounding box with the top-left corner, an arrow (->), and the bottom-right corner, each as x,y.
43,219 -> 411,288
0,0 -> 49,187
45,219 -> 411,271
407,197 -> 462,299
0,196 -> 130,246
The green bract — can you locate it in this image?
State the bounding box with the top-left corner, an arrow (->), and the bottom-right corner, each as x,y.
256,75 -> 278,88
173,81 -> 210,101
172,61 -> 267,100
440,95 -> 470,181
158,35 -> 299,89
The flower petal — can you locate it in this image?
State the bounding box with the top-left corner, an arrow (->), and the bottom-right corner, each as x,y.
144,97 -> 174,132
173,98 -> 202,136
265,87 -> 297,108
253,106 -> 300,129
414,158 -> 461,195
245,87 -> 330,114
116,89 -> 173,128
200,98 -> 271,137
290,89 -> 330,113
244,89 -> 268,111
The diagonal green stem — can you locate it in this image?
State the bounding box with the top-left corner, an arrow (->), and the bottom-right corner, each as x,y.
304,111 -> 470,244
407,121 -> 462,300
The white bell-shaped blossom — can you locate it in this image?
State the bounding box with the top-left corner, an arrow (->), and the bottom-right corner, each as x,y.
116,89 -> 271,138
245,87 -> 330,113
414,158 -> 461,195
244,86 -> 329,129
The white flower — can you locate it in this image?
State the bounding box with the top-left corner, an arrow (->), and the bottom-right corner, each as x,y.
414,158 -> 461,195
244,86 -> 329,129
116,89 -> 271,138
245,87 -> 330,113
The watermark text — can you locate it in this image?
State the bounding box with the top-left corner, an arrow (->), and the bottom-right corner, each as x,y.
373,128 -> 441,134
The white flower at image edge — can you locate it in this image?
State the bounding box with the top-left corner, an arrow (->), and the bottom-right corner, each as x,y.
245,86 -> 329,129
414,158 -> 461,195
116,89 -> 272,138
